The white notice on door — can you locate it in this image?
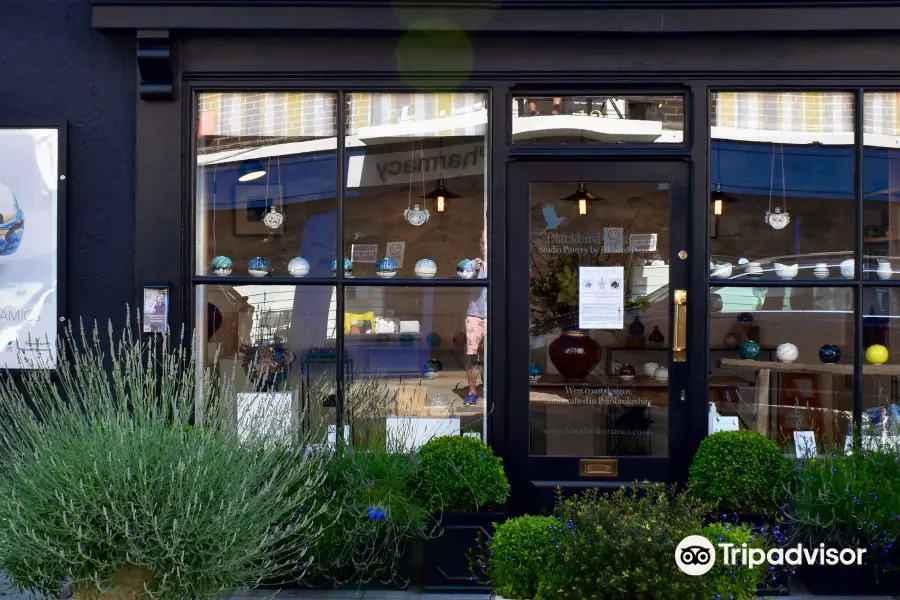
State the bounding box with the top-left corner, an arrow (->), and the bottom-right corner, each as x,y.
629,233 -> 658,253
578,266 -> 624,329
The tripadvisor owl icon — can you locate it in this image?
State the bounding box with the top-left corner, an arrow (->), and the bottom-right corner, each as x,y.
675,535 -> 716,576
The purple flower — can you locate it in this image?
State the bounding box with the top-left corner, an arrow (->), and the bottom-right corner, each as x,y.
366,506 -> 388,520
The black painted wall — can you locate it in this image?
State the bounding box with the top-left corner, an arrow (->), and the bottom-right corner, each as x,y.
1,0 -> 135,327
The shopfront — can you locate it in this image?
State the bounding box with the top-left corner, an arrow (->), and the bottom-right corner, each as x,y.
90,1 -> 900,514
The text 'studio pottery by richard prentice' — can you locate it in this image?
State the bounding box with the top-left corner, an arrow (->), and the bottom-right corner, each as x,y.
548,327 -> 601,380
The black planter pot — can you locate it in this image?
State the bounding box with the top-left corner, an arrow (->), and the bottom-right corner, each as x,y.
800,562 -> 880,595
422,511 -> 504,593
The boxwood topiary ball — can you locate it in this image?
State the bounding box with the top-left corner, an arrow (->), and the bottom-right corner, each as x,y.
416,435 -> 509,513
688,429 -> 790,513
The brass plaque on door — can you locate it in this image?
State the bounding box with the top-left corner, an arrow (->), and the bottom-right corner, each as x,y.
580,459 -> 618,478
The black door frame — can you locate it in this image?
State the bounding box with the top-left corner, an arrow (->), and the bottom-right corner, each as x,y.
505,159 -> 694,513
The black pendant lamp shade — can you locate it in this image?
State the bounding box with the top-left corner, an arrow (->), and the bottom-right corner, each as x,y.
561,182 -> 597,216
422,178 -> 460,213
238,160 -> 267,182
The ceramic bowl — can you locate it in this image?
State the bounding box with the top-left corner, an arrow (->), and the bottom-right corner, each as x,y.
643,362 -> 660,377
774,263 -> 799,279
711,263 -> 733,279
840,258 -> 855,279
654,366 -> 669,382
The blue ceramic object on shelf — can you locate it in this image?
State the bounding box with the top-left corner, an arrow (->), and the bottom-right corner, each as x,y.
737,312 -> 754,324
529,363 -> 544,384
248,256 -> 270,277
376,257 -> 398,278
331,258 -> 353,277
210,256 -> 233,276
423,359 -> 443,379
287,257 -> 310,277
819,344 -> 842,364
426,331 -> 442,348
0,184 -> 24,256
739,341 -> 761,360
399,333 -> 415,345
457,259 -> 476,279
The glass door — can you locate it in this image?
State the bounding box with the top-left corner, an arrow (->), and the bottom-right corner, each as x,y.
508,161 -> 690,499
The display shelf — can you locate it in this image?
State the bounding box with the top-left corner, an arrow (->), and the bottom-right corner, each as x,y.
720,358 -> 900,376
531,374 -> 747,388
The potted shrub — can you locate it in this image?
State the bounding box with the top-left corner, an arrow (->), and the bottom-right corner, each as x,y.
479,515 -> 559,600
784,446 -> 900,595
0,320 -> 330,600
416,435 -> 509,592
689,429 -> 791,524
702,522 -> 769,600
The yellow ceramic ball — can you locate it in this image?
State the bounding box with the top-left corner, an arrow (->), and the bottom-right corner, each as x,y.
866,344 -> 889,365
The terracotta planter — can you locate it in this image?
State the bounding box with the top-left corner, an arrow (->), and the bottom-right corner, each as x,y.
548,328 -> 601,380
73,566 -> 154,600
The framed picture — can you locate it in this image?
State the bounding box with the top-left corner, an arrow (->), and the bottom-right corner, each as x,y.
142,285 -> 170,334
0,124 -> 66,370
234,184 -> 284,236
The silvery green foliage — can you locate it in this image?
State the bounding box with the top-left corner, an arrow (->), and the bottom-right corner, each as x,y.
0,317 -> 329,599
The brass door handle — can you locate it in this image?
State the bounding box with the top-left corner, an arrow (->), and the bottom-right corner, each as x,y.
673,289 -> 687,363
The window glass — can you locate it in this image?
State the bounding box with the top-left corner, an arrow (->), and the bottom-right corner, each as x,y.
511,95 -> 684,144
710,91 -> 855,281
344,92 -> 487,279
342,286 -> 487,444
195,92 -> 337,278
708,285 -> 854,455
860,288 -> 900,442
863,92 -> 900,280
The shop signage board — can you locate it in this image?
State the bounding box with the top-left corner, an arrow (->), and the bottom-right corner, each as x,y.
0,127 -> 61,369
351,243 -> 378,263
629,233 -> 658,253
386,240 -> 406,268
578,266 -> 624,329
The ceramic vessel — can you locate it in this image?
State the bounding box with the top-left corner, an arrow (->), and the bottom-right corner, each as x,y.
426,331 -> 442,348
723,332 -> 741,349
648,326 -> 665,347
840,259 -> 855,279
608,361 -> 622,376
262,206 -> 285,230
744,262 -> 764,279
710,293 -> 724,312
776,343 -> 799,363
331,258 -> 353,277
399,333 -> 415,345
529,364 -> 544,384
654,366 -> 669,382
210,256 -> 233,276
619,364 -> 636,381
376,257 -> 398,278
643,362 -> 660,377
628,315 -> 645,337
404,203 -> 430,226
422,359 -> 442,379
711,263 -> 733,279
738,258 -> 749,265
0,184 -> 24,256
813,263 -> 830,279
775,263 -> 799,279
819,344 -> 842,364
415,258 -> 438,279
866,344 -> 889,365
548,328 -> 602,380
877,261 -> 893,280
248,257 -> 270,277
287,257 -> 310,277
737,312 -> 754,324
457,259 -> 476,279
739,341 -> 761,360
765,207 -> 791,230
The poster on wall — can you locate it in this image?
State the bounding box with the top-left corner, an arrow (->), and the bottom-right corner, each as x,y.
578,266 -> 624,329
0,127 -> 62,369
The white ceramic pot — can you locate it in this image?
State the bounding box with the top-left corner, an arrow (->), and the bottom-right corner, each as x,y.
414,258 -> 438,279
711,263 -> 733,279
776,342 -> 799,363
287,257 -> 310,278
774,263 -> 799,279
813,263 -> 829,279
643,362 -> 659,377
744,262 -> 763,277
654,366 -> 669,382
840,258 -> 855,279
877,261 -> 893,280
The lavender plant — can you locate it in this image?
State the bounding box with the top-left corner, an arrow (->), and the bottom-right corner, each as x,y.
0,316 -> 330,600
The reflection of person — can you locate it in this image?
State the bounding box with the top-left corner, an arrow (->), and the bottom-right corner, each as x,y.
464,230 -> 487,407
528,97 -> 563,116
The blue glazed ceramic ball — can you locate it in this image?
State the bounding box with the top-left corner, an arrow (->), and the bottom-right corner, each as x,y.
819,344 -> 842,364
739,341 -> 761,360
426,332 -> 442,348
331,258 -> 353,276
210,256 -> 233,276
248,256 -> 270,277
737,312 -> 754,324
422,359 -> 443,379
457,259 -> 476,279
376,257 -> 397,278
529,364 -> 544,378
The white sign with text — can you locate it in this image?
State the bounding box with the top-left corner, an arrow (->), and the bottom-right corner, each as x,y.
578,266 -> 624,329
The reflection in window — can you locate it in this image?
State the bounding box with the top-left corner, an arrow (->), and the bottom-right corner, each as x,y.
344,92 -> 487,279
709,91 -> 855,281
709,286 -> 854,455
342,286 -> 487,441
861,288 -> 900,442
863,92 -> 900,280
511,95 -> 684,144
195,92 -> 338,278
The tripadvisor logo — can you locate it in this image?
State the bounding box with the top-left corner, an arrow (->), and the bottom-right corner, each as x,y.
675,534 -> 867,576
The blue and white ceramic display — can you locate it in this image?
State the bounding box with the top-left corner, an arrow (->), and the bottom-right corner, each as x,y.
0,184 -> 24,256
739,341 -> 761,360
529,363 -> 544,384
404,203 -> 430,227
376,257 -> 398,278
415,258 -> 438,279
210,256 -> 233,276
819,344 -> 842,364
287,257 -> 310,278
331,258 -> 353,277
423,359 -> 443,379
457,259 -> 476,279
248,257 -> 270,277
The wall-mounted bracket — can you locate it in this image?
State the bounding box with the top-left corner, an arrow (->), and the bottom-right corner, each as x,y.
137,30 -> 173,101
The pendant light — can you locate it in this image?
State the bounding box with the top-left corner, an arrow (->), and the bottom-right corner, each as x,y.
711,184 -> 728,216
561,182 -> 596,216
238,160 -> 266,182
423,178 -> 460,213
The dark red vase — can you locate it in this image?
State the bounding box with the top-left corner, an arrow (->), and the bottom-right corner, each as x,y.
549,328 -> 601,380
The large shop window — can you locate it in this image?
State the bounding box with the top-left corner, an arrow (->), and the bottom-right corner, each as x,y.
708,90 -> 900,455
194,91 -> 489,446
